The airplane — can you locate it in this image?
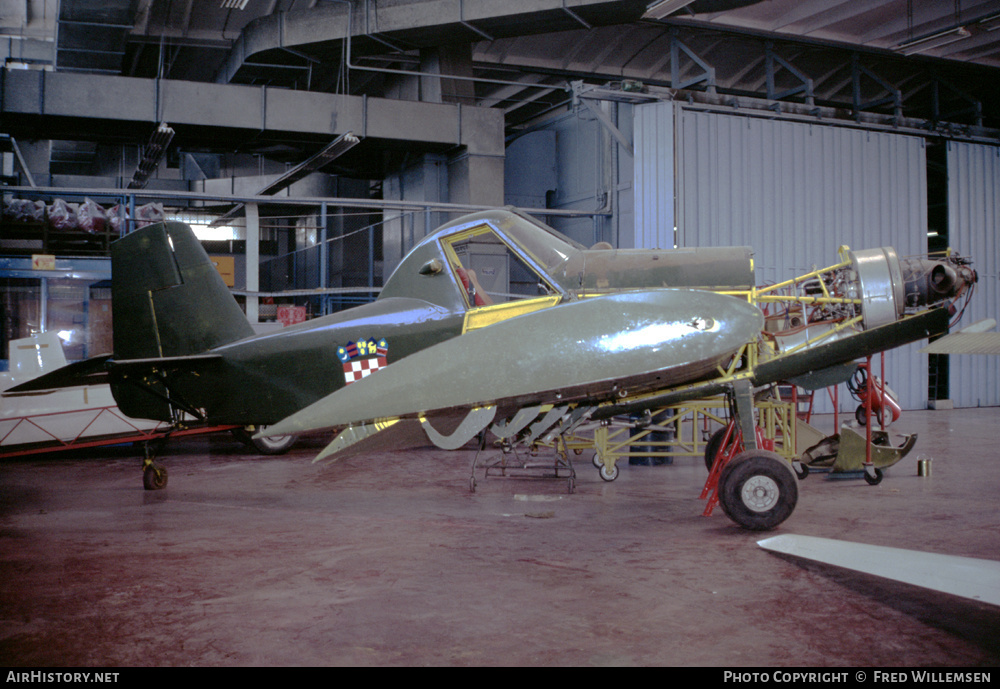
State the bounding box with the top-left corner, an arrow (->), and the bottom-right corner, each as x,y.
8,207 -> 976,530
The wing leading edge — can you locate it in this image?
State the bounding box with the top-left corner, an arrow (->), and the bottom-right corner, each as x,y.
759,534 -> 1000,607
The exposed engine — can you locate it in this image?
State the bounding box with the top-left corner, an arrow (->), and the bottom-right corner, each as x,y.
769,247 -> 976,355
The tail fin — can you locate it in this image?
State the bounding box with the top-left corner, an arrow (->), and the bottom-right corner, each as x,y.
112,222 -> 254,360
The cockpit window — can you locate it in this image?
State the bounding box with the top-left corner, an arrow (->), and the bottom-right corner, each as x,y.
440,224 -> 558,308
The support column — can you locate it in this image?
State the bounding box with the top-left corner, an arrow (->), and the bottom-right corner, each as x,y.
245,202 -> 259,324
732,379 -> 757,451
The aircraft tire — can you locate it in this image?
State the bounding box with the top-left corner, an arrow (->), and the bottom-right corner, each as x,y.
233,427 -> 296,455
717,450 -> 797,531
143,463 -> 168,491
704,427 -> 728,472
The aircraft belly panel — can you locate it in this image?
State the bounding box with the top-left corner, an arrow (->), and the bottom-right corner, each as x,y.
264,289 -> 764,436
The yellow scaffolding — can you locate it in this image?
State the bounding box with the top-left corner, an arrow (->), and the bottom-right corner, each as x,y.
538,252 -> 866,473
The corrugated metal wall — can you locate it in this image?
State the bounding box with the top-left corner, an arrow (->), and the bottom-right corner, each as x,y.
632,101 -> 674,249
947,142 -> 1000,408
636,103 -> 931,410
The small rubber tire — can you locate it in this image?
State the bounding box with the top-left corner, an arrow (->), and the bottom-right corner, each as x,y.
599,463 -> 619,482
717,450 -> 798,531
143,463 -> 168,491
864,466 -> 884,486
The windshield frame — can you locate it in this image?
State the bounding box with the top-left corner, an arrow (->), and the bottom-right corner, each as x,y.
434,219 -> 568,308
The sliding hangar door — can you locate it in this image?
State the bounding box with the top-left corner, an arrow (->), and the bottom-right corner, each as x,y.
948,142 -> 999,409
635,101 -> 948,412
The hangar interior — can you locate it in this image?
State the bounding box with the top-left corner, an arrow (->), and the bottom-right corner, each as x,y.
1,0 -> 998,409
1,0 -> 999,667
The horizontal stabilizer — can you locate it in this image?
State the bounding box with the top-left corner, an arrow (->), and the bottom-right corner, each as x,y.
107,353 -> 224,370
921,319 -> 1000,355
5,355 -> 112,393
758,534 -> 1000,607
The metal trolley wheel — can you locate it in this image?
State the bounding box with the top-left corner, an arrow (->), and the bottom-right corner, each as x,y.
598,463 -> 619,482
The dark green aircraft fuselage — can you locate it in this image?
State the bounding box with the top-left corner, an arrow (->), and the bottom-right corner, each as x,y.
110,296 -> 465,425
106,210 -> 760,427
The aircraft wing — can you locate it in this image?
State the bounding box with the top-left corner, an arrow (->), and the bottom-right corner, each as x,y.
261,289 -> 764,461
754,307 -> 950,386
759,534 -> 1000,607
596,307 -> 951,419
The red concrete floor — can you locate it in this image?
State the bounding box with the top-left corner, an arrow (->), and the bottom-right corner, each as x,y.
1,407 -> 998,667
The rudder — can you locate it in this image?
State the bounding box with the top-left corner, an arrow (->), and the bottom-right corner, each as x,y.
112,222 -> 254,360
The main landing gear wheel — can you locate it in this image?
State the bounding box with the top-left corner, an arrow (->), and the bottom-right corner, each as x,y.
717,450 -> 798,531
233,427 -> 296,455
143,462 -> 168,491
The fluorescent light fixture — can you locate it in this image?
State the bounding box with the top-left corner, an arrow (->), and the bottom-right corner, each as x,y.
643,0 -> 698,20
221,0 -> 251,9
190,222 -> 239,241
977,12 -> 1000,31
895,26 -> 971,56
210,131 -> 362,228
127,122 -> 175,190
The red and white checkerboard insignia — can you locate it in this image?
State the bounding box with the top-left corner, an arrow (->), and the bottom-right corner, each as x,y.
343,355 -> 388,384
337,337 -> 389,385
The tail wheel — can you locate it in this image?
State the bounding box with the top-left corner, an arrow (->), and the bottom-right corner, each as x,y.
143,463 -> 168,491
717,450 -> 798,531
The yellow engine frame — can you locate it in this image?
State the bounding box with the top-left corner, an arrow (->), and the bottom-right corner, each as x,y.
539,249 -> 866,471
